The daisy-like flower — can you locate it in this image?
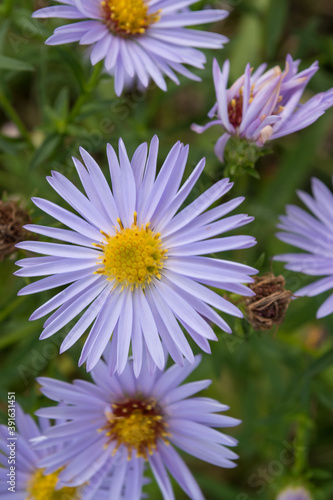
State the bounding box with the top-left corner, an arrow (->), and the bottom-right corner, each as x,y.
276,486 -> 312,500
33,355 -> 240,500
192,55 -> 333,162
0,404 -> 140,499
32,1 -> 229,96
274,177 -> 333,319
15,137 -> 256,375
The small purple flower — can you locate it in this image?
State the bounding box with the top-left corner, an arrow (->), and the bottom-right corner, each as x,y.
276,486 -> 312,500
0,404 -> 129,499
15,137 -> 256,376
32,0 -> 229,96
274,177 -> 333,319
33,355 -> 240,500
192,55 -> 333,162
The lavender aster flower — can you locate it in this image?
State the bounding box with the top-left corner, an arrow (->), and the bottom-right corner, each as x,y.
0,404 -> 131,499
274,177 -> 333,319
276,486 -> 312,500
33,355 -> 240,500
192,55 -> 333,162
32,1 -> 229,96
15,137 -> 256,375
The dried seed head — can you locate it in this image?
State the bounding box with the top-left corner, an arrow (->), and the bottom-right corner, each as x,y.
0,200 -> 31,261
245,273 -> 292,330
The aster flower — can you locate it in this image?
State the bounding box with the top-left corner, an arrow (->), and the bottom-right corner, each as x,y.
0,404 -> 138,499
33,355 -> 240,500
15,137 -> 256,375
276,486 -> 312,500
32,1 -> 229,96
192,55 -> 333,162
274,177 -> 333,319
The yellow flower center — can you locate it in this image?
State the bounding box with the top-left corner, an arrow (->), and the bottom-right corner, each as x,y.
26,468 -> 79,500
102,398 -> 170,459
101,0 -> 160,36
96,212 -> 167,290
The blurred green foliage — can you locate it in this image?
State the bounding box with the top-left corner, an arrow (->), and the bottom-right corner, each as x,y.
0,0 -> 333,499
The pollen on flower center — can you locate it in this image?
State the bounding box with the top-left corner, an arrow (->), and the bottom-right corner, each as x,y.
101,0 -> 160,36
96,212 -> 167,290
27,468 -> 79,500
102,397 -> 170,459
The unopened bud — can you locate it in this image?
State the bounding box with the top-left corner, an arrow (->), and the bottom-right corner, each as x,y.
276,486 -> 312,500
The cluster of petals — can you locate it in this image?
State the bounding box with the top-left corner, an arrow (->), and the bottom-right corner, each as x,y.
15,137 -> 257,376
192,55 -> 333,161
274,177 -> 333,319
0,405 -> 127,499
33,355 -> 240,500
32,0 -> 229,96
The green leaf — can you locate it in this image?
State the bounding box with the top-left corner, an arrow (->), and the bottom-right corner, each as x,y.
265,0 -> 288,58
304,347 -> 333,379
0,54 -> 33,72
29,133 -> 63,169
55,87 -> 69,120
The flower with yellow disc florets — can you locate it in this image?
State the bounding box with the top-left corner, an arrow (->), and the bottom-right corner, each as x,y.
192,55 -> 333,162
32,0 -> 229,96
15,137 -> 257,376
0,404 -> 132,500
34,356 -> 240,500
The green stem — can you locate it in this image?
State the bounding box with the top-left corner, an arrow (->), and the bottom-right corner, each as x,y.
0,88 -> 34,149
69,62 -> 103,121
292,414 -> 312,477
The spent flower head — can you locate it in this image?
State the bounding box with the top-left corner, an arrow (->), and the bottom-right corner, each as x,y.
0,199 -> 32,261
15,137 -> 257,376
192,55 -> 333,162
245,273 -> 292,330
274,177 -> 333,319
33,355 -> 240,500
32,0 -> 229,96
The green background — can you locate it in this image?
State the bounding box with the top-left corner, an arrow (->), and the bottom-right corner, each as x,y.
0,0 -> 333,499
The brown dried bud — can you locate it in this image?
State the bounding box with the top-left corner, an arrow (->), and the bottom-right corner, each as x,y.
245,273 -> 292,330
0,200 -> 32,261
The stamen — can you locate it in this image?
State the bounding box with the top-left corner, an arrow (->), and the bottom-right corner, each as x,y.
97,212 -> 167,291
101,397 -> 170,460
101,0 -> 160,37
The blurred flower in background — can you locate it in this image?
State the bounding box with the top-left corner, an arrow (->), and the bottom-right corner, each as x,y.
15,137 -> 257,376
275,177 -> 333,319
33,355 -> 240,500
32,0 -> 229,96
276,486 -> 312,500
192,55 -> 333,162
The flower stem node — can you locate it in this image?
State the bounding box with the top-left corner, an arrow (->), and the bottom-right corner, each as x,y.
222,136 -> 268,178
